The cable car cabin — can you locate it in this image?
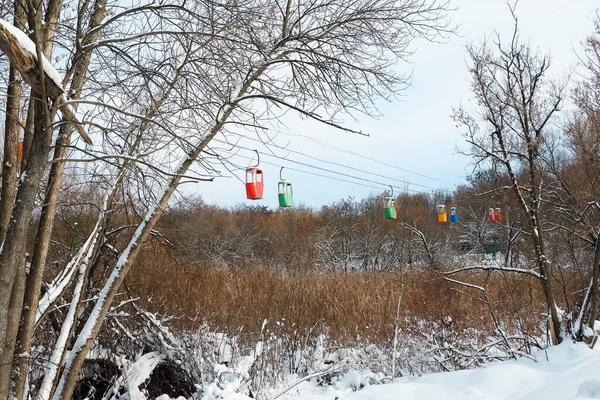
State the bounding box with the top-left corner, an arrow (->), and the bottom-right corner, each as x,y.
437,205 -> 447,223
245,167 -> 264,200
488,208 -> 495,221
17,120 -> 24,167
450,207 -> 458,223
494,207 -> 502,222
383,196 -> 396,219
17,141 -> 23,167
278,180 -> 293,207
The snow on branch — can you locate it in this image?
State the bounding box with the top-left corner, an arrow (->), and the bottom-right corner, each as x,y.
0,18 -> 92,144
442,264 -> 542,279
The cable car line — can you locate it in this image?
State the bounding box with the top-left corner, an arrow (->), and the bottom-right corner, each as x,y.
213,146 -> 429,195
213,149 -> 426,193
204,146 -> 386,191
205,146 -> 501,210
213,140 -> 439,194
255,128 -> 459,187
208,141 -> 501,221
220,128 -> 458,187
213,136 -> 443,191
233,148 -> 433,195
205,147 -> 503,224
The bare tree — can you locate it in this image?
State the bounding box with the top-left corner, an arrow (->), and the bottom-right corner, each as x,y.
453,7 -> 565,343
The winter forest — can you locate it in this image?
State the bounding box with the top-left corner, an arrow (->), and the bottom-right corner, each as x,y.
1,0 -> 600,398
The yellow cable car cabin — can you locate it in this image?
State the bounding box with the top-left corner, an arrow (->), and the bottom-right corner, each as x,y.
437,204 -> 447,223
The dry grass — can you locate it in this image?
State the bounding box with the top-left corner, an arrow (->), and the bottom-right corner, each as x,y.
126,244 -> 554,345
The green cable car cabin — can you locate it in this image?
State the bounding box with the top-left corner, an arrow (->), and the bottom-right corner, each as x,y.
278,180 -> 293,207
384,196 -> 396,219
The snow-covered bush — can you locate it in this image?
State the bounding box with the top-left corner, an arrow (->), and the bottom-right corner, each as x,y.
44,298 -> 548,400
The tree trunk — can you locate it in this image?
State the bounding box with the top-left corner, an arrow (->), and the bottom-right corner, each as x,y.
12,0 -> 107,395
533,215 -> 562,344
0,0 -> 27,254
0,95 -> 54,396
0,65 -> 23,247
585,240 -> 600,337
541,260 -> 562,344
0,6 -> 27,398
0,260 -> 26,395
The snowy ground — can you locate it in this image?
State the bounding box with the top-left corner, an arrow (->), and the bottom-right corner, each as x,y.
205,341 -> 600,400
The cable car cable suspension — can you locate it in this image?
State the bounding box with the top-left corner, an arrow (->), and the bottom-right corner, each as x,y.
218,145 -> 439,194
213,137 -> 441,191
218,151 -> 406,192
254,128 -> 458,186
210,148 -> 505,218
215,135 -> 447,191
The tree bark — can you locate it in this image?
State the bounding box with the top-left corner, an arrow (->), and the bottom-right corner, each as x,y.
0,64 -> 23,246
585,240 -> 600,337
0,4 -> 27,398
0,94 -> 54,397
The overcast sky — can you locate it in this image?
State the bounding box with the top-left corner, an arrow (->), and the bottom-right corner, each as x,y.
181,0 -> 599,210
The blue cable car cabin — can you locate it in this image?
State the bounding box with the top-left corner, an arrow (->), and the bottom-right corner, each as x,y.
450,207 -> 458,223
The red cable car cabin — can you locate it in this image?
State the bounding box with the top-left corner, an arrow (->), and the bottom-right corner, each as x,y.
17,141 -> 23,166
17,120 -> 24,167
488,208 -> 495,221
245,167 -> 264,200
494,207 -> 502,222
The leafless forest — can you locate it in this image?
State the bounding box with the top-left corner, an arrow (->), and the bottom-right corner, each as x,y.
1,0 -> 600,398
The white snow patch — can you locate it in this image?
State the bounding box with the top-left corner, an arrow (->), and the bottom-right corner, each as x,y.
584,326 -> 594,338
123,352 -> 165,400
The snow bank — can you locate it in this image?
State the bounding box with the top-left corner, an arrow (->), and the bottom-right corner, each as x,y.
310,342 -> 599,400
201,341 -> 600,400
